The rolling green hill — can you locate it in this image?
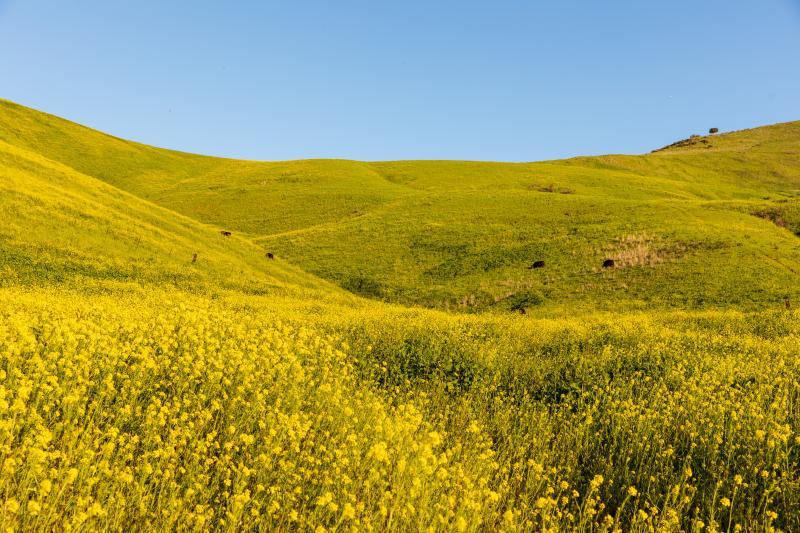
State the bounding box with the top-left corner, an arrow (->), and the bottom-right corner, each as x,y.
1,98 -> 798,313
0,116 -> 341,297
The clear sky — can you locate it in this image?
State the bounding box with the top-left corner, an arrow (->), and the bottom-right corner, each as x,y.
1,0 -> 799,161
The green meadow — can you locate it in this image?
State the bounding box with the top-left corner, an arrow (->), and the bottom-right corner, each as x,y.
3,99 -> 799,313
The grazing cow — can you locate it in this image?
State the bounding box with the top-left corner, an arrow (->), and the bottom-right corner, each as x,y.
221,230 -> 232,237
709,127 -> 719,134
266,252 -> 274,259
529,260 -> 545,269
602,259 -> 615,268
192,253 -> 197,263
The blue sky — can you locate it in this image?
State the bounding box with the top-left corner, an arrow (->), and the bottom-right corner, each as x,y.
1,0 -> 799,161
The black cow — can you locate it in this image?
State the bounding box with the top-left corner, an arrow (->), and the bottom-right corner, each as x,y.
709,127 -> 719,134
221,231 -> 232,237
602,259 -> 615,268
529,260 -> 545,269
266,252 -> 274,259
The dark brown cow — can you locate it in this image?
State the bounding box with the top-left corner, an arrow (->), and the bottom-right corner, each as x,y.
709,127 -> 719,134
266,252 -> 274,259
602,259 -> 615,268
529,260 -> 545,269
221,231 -> 232,237
192,253 -> 198,263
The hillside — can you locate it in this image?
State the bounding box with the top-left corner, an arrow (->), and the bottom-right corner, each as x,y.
1,99 -> 799,313
2,100 -> 800,312
0,124 -> 342,298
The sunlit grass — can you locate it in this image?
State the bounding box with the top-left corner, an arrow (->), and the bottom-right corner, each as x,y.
1,99 -> 800,531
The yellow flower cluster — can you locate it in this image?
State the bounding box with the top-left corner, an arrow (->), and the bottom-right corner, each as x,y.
0,290 -> 503,531
0,288 -> 798,531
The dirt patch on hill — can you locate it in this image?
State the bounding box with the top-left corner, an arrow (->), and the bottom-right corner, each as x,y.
600,233 -> 694,269
652,135 -> 713,153
753,205 -> 800,236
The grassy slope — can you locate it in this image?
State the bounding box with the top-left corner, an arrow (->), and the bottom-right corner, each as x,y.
0,100 -> 406,236
2,99 -> 799,313
0,133 -> 341,298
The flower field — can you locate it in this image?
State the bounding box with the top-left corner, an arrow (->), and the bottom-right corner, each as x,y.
1,288 -> 798,531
